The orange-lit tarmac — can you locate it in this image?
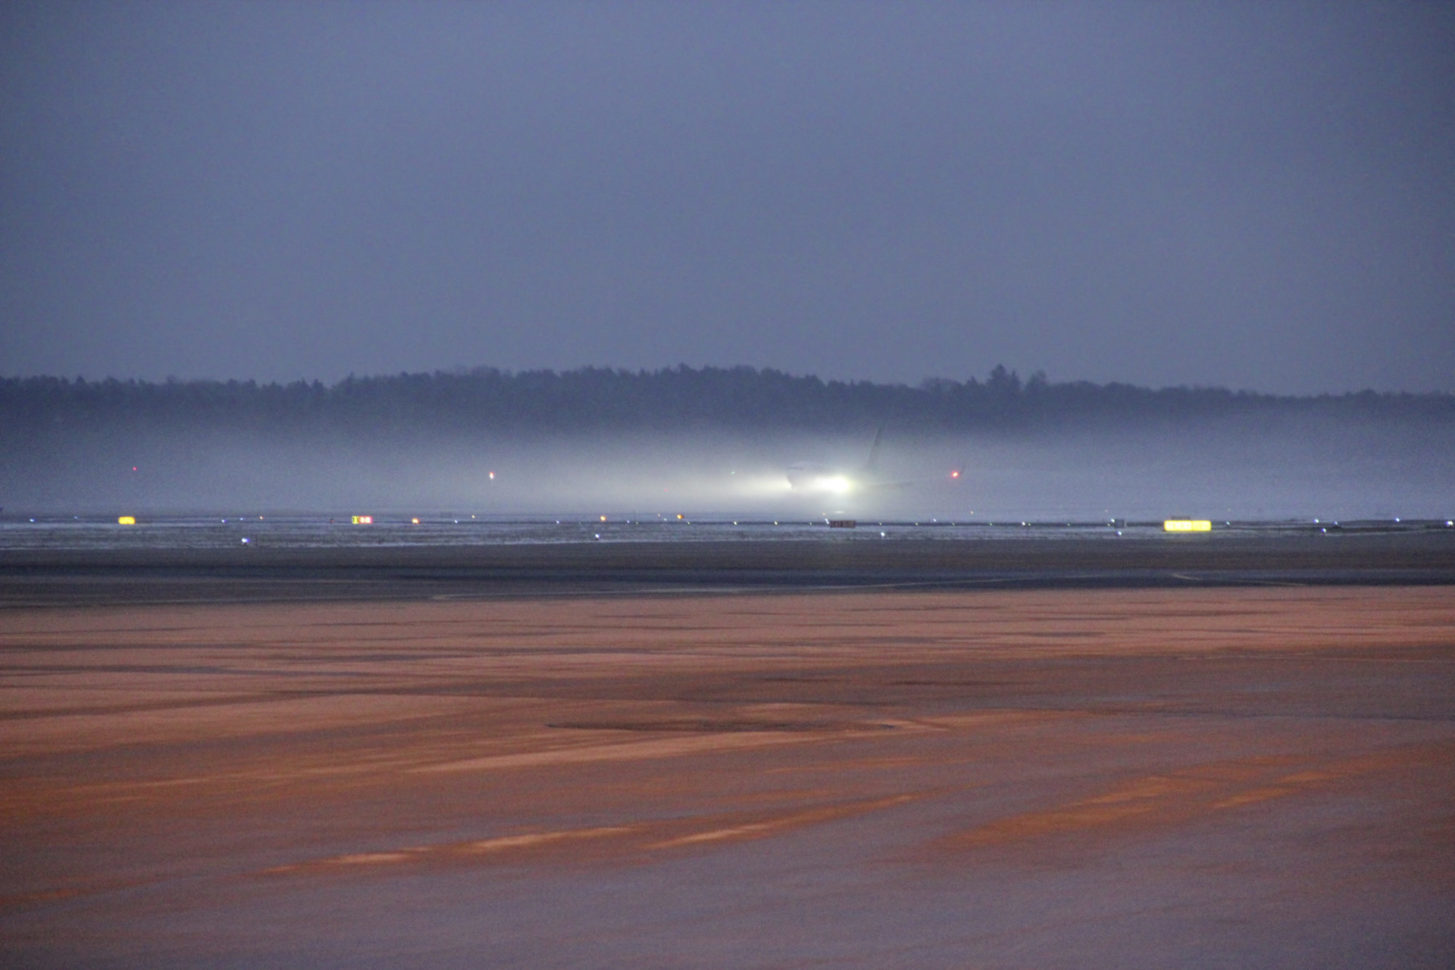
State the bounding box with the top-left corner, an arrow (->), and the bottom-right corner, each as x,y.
2,586 -> 1453,967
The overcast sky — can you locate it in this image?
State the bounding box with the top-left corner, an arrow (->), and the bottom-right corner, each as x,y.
3,1 -> 1452,394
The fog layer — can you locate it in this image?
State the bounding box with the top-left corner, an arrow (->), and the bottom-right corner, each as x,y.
7,418 -> 1451,523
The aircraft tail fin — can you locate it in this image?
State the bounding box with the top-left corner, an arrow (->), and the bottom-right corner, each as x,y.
865,424 -> 885,472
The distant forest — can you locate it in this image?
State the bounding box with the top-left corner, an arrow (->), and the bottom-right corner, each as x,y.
4,365 -> 1454,440
3,366 -> 1451,441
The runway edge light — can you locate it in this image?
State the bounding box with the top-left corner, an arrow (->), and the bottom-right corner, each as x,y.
1164,518 -> 1212,532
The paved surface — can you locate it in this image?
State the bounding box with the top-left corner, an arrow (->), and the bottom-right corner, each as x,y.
3,530 -> 1454,605
2,586 -> 1452,967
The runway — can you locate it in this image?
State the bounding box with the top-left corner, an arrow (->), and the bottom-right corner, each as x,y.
3,527 -> 1454,605
1,574 -> 1453,967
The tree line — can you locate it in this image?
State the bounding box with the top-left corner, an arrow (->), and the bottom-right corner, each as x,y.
3,365 -> 1451,442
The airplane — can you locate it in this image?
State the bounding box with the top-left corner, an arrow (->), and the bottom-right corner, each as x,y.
785,426 -> 947,497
